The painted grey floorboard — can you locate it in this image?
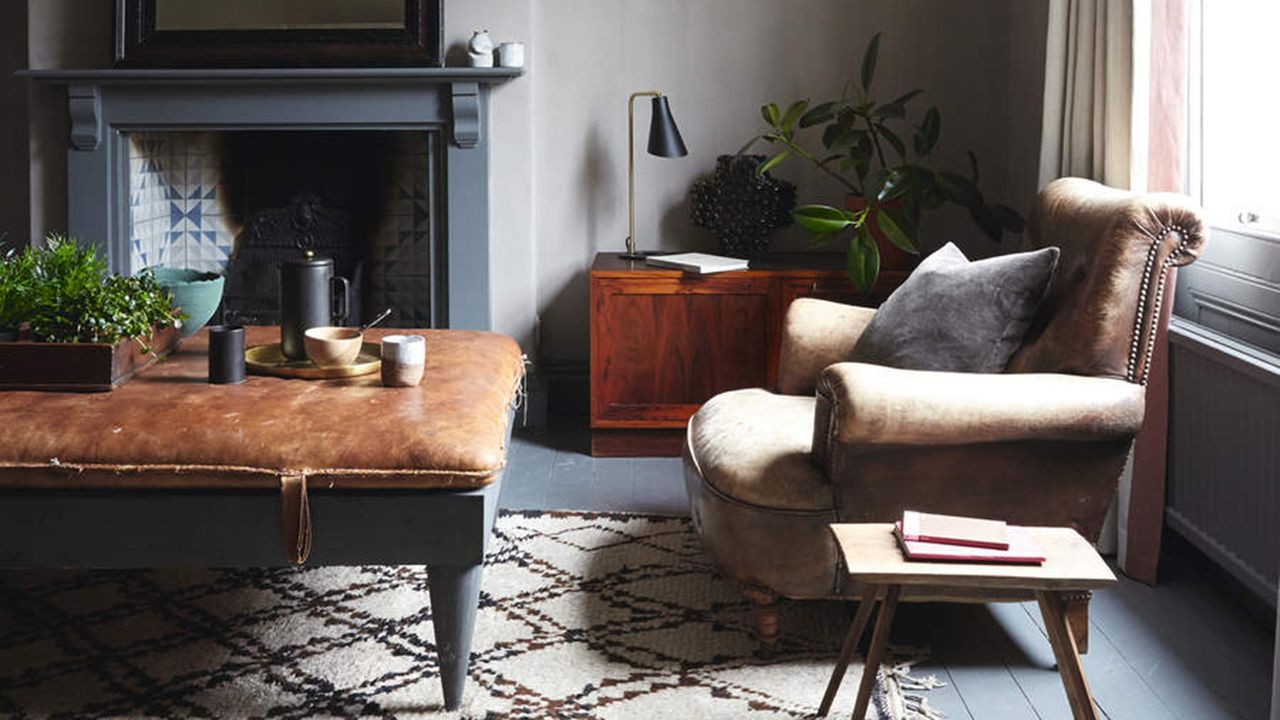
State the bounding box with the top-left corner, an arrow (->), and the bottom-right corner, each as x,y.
503,428 -> 686,515
503,424 -> 1276,719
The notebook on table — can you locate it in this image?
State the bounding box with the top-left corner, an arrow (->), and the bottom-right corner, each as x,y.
894,521 -> 1045,565
645,253 -> 750,274
900,510 -> 1010,550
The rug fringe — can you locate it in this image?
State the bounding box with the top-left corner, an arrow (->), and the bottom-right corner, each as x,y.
876,645 -> 947,720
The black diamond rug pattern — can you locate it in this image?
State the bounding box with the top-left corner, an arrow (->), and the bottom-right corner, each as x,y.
0,511 -> 937,718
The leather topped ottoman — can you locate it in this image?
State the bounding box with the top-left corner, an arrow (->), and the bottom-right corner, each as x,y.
0,326 -> 524,710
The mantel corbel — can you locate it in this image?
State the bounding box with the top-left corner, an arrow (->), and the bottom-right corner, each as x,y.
68,84 -> 102,151
450,82 -> 481,149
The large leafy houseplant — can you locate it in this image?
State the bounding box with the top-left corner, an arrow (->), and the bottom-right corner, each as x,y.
5,235 -> 183,353
752,33 -> 1025,290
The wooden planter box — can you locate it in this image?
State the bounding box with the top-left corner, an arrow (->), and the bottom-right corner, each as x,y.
0,325 -> 182,392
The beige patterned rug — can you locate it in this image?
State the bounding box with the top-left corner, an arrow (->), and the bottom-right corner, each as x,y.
0,511 -> 939,718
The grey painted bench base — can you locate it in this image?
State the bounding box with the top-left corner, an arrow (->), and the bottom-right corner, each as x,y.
0,479 -> 503,711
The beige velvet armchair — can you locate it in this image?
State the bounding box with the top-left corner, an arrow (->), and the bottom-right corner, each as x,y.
682,178 -> 1207,650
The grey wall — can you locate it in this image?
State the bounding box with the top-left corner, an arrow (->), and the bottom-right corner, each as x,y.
0,2 -> 29,248
20,0 -> 1049,361
26,0 -> 112,245
1006,0 -> 1051,214
527,0 -> 1048,363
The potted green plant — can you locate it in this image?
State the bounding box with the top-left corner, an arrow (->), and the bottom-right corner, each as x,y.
750,33 -> 1025,290
0,235 -> 186,391
23,235 -> 183,350
0,245 -> 35,341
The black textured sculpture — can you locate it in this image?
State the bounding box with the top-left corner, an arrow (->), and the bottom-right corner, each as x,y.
690,154 -> 796,258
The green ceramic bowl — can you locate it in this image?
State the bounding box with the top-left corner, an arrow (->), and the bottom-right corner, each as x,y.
152,267 -> 225,337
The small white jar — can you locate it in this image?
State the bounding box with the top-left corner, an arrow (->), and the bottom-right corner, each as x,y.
497,42 -> 525,69
381,334 -> 426,387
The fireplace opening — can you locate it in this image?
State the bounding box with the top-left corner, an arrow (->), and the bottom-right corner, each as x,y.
126,130 -> 437,328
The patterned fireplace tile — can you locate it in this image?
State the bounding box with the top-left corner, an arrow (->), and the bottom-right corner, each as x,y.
127,132 -> 237,274
126,131 -> 435,325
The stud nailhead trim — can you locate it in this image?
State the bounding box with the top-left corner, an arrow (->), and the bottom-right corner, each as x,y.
1127,224 -> 1191,385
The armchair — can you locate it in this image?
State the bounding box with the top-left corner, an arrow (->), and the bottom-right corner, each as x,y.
683,178 -> 1207,649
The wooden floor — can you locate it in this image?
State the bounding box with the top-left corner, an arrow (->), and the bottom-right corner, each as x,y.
503,424 -> 1276,720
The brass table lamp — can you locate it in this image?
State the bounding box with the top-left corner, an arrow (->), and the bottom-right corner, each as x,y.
622,91 -> 688,260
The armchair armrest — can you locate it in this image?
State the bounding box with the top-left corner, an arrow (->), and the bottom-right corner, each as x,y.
777,299 -> 877,395
814,362 -> 1145,449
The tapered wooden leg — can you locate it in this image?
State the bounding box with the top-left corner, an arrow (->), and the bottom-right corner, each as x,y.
817,587 -> 881,717
1037,590 -> 1100,720
743,584 -> 782,646
1062,590 -> 1091,654
851,585 -> 900,720
429,562 -> 484,711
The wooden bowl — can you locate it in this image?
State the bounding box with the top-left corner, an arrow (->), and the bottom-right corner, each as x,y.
303,327 -> 364,368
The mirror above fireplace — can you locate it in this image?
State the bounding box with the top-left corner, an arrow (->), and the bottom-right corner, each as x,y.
115,0 -> 442,67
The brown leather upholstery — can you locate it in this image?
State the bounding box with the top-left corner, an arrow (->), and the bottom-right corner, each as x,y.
0,326 -> 524,489
1008,178 -> 1206,383
776,299 -> 876,395
683,178 -> 1207,607
688,389 -> 831,511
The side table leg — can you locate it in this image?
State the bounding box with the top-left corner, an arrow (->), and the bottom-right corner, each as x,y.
429,562 -> 484,711
851,585 -> 901,720
1036,590 -> 1100,720
1062,590 -> 1091,654
818,586 -> 881,717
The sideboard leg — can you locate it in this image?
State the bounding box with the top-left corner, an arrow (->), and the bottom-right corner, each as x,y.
429,562 -> 484,711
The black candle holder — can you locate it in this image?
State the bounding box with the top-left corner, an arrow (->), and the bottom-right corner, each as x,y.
208,325 -> 246,385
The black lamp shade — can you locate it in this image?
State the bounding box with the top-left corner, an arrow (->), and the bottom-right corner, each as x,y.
647,96 -> 688,158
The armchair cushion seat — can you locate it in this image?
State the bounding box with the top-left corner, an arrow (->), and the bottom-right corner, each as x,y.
687,389 -> 830,512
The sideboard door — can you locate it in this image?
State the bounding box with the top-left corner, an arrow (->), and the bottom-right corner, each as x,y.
590,274 -> 776,430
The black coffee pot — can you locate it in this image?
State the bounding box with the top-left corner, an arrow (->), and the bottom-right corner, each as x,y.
280,251 -> 351,360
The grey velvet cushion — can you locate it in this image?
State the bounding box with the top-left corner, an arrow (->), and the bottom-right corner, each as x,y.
850,242 -> 1059,372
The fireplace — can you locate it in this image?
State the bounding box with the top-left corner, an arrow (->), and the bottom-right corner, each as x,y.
127,130 -> 437,327
22,67 -> 521,330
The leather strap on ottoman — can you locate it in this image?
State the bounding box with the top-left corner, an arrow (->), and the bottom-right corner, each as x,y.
280,474 -> 313,565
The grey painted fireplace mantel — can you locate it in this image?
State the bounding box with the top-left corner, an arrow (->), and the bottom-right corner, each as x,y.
18,67 -> 523,331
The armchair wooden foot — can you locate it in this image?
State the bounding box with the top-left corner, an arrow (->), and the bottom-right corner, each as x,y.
742,585 -> 782,646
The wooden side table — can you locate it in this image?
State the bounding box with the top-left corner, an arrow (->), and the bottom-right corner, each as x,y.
820,524 -> 1116,720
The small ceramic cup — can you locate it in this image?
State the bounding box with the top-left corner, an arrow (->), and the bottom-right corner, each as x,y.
381,334 -> 426,387
208,325 -> 246,385
497,42 -> 525,68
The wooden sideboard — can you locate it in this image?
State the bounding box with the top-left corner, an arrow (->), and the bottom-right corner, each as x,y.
589,252 -> 906,457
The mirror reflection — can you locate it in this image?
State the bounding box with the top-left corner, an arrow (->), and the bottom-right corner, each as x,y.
154,0 -> 406,32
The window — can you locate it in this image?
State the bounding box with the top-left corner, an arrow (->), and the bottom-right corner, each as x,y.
1191,1 -> 1280,236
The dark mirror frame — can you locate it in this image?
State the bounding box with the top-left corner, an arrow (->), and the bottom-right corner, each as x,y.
114,0 -> 443,68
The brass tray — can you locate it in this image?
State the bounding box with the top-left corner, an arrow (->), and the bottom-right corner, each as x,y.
245,342 -> 381,380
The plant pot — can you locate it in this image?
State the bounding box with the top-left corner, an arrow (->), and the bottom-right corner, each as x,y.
0,325 -> 180,392
153,267 -> 225,337
845,195 -> 920,271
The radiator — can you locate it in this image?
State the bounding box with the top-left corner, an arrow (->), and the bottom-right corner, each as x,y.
1168,318 -> 1280,606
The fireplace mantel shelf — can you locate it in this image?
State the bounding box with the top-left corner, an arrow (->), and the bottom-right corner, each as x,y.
31,66 -> 513,331
18,67 -> 523,86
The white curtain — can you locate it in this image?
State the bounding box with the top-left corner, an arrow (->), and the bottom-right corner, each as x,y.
1038,0 -> 1151,564
1039,0 -> 1151,192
